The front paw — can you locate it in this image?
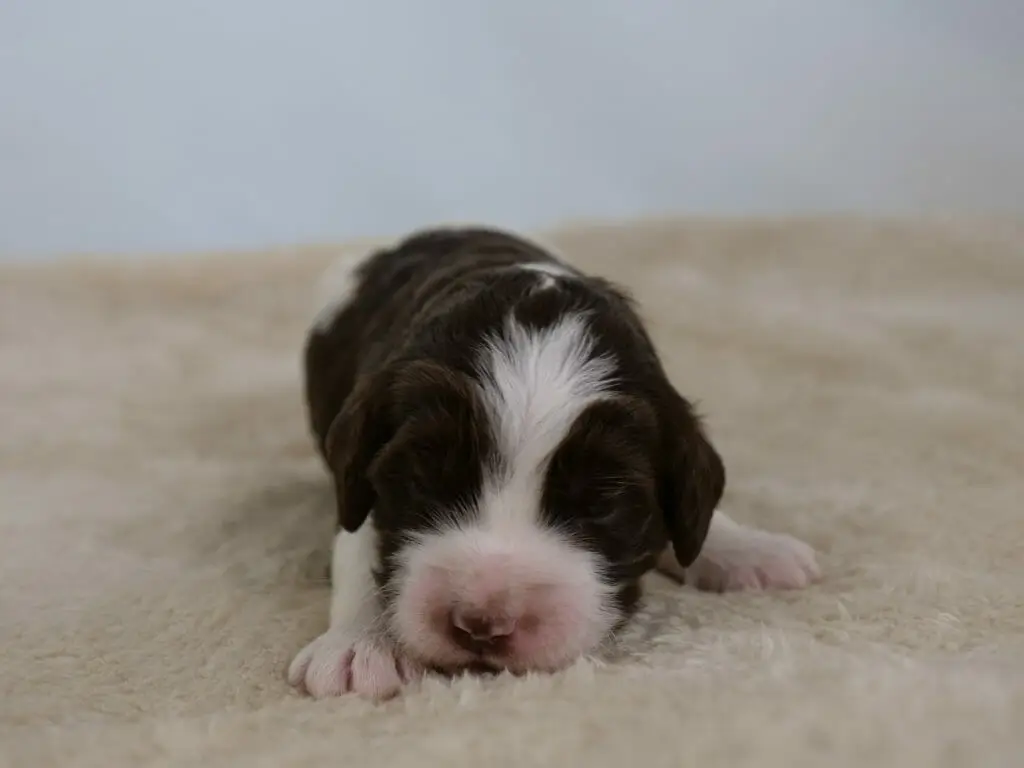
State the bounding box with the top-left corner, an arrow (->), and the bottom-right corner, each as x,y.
688,531 -> 821,592
287,631 -> 422,700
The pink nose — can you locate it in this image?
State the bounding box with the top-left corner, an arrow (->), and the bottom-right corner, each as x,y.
450,610 -> 516,654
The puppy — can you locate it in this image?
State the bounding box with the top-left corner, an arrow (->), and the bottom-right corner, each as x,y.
288,227 -> 820,700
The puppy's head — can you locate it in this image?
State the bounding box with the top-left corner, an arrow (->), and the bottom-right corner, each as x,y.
325,358 -> 723,674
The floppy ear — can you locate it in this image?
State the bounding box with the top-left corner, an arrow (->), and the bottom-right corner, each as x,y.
322,360 -> 482,532
323,370 -> 397,532
656,386 -> 726,567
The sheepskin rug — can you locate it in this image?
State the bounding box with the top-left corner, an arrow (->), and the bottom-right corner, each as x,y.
2,217 -> 1022,767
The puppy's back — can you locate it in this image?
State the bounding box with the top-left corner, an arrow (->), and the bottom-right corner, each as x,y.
303,227 -> 568,458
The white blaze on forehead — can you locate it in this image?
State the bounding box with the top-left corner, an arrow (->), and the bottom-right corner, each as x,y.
475,312 -> 616,531
390,311 -> 621,669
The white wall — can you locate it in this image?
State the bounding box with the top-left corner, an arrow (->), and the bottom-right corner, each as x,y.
1,1 -> 1022,258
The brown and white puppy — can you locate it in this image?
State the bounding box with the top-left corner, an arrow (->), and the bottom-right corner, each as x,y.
288,227 -> 820,700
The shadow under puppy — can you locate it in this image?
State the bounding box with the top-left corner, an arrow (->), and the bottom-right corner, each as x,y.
289,227 -> 820,700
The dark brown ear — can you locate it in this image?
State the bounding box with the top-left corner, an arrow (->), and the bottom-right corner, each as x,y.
322,360 -> 482,532
656,386 -> 726,567
323,369 -> 397,532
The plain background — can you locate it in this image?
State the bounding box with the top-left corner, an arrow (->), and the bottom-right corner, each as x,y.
1,1 -> 1022,259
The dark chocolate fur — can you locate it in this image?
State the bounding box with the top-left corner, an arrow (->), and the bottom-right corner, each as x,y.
304,226 -> 725,623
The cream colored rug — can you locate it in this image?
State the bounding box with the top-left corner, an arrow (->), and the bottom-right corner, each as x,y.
2,217 -> 1022,767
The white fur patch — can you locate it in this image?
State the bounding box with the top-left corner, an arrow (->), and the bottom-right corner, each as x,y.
520,262 -> 574,290
326,522 -> 381,629
310,250 -> 366,331
390,312 -> 621,671
476,313 -> 616,510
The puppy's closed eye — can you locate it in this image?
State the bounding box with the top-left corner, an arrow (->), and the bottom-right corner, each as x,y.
542,397 -> 665,557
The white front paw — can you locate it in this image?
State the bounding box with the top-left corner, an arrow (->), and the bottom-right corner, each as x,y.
287,631 -> 422,700
688,531 -> 821,592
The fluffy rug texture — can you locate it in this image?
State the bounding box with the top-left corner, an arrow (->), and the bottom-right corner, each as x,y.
1,217 -> 1022,767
